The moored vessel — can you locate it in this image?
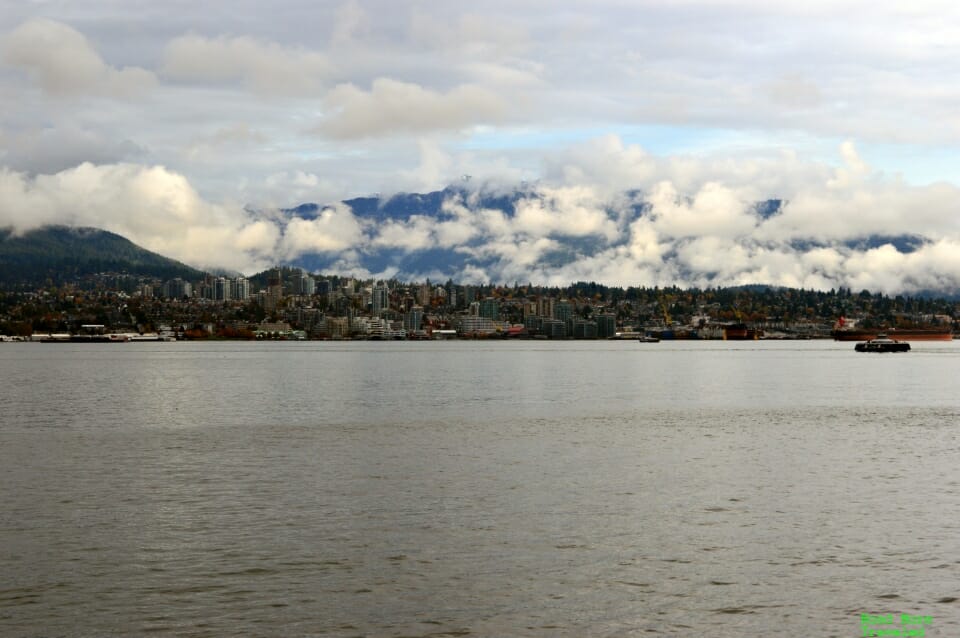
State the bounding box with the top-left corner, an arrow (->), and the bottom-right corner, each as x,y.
723,323 -> 762,340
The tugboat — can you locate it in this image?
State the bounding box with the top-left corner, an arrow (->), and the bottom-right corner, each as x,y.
854,334 -> 911,353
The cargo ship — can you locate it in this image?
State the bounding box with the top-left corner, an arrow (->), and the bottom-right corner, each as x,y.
723,323 -> 762,340
832,315 -> 952,341
832,327 -> 952,341
647,327 -> 699,340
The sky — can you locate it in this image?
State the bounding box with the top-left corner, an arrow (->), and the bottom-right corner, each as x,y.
2,1 -> 960,293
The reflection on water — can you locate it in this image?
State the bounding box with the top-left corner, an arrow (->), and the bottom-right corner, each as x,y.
2,341 -> 960,636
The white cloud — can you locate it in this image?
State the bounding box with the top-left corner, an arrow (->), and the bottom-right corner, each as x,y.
331,0 -> 370,47
369,216 -> 434,252
647,181 -> 757,240
279,204 -> 364,257
2,18 -> 156,97
317,78 -> 507,138
513,186 -> 619,240
162,33 -> 332,95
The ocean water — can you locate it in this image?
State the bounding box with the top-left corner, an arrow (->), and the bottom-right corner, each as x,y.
1,339 -> 959,637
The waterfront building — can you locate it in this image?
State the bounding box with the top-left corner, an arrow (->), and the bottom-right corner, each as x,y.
479,297 -> 500,320
258,321 -> 292,333
391,321 -> 408,338
595,314 -> 616,338
366,317 -> 387,338
324,317 -> 350,339
524,315 -> 544,335
457,315 -> 497,336
541,318 -> 566,338
572,319 -> 598,339
404,305 -> 423,332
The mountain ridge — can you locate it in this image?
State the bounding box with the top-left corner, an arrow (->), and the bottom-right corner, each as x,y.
0,225 -> 205,288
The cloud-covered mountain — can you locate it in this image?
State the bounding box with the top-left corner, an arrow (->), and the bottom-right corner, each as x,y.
2,139 -> 960,296
268,185 -> 950,296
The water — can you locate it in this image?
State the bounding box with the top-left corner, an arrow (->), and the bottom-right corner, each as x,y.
1,340 -> 959,636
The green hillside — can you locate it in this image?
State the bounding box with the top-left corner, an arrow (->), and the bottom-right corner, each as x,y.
0,225 -> 204,288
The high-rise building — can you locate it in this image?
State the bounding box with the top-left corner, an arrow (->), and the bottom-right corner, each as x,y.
291,269 -> 315,296
232,277 -> 250,301
213,277 -> 231,302
265,268 -> 283,311
418,282 -> 432,306
162,278 -> 192,300
372,281 -> 390,316
537,296 -> 555,319
553,300 -> 574,324
404,305 -> 423,331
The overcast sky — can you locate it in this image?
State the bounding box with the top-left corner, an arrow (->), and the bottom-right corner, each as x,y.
2,1 -> 960,292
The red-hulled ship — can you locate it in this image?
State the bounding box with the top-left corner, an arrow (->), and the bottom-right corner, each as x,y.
723,323 -> 762,340
831,317 -> 952,341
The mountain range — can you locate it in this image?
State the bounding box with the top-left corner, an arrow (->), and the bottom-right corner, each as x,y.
276,187 -> 929,285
